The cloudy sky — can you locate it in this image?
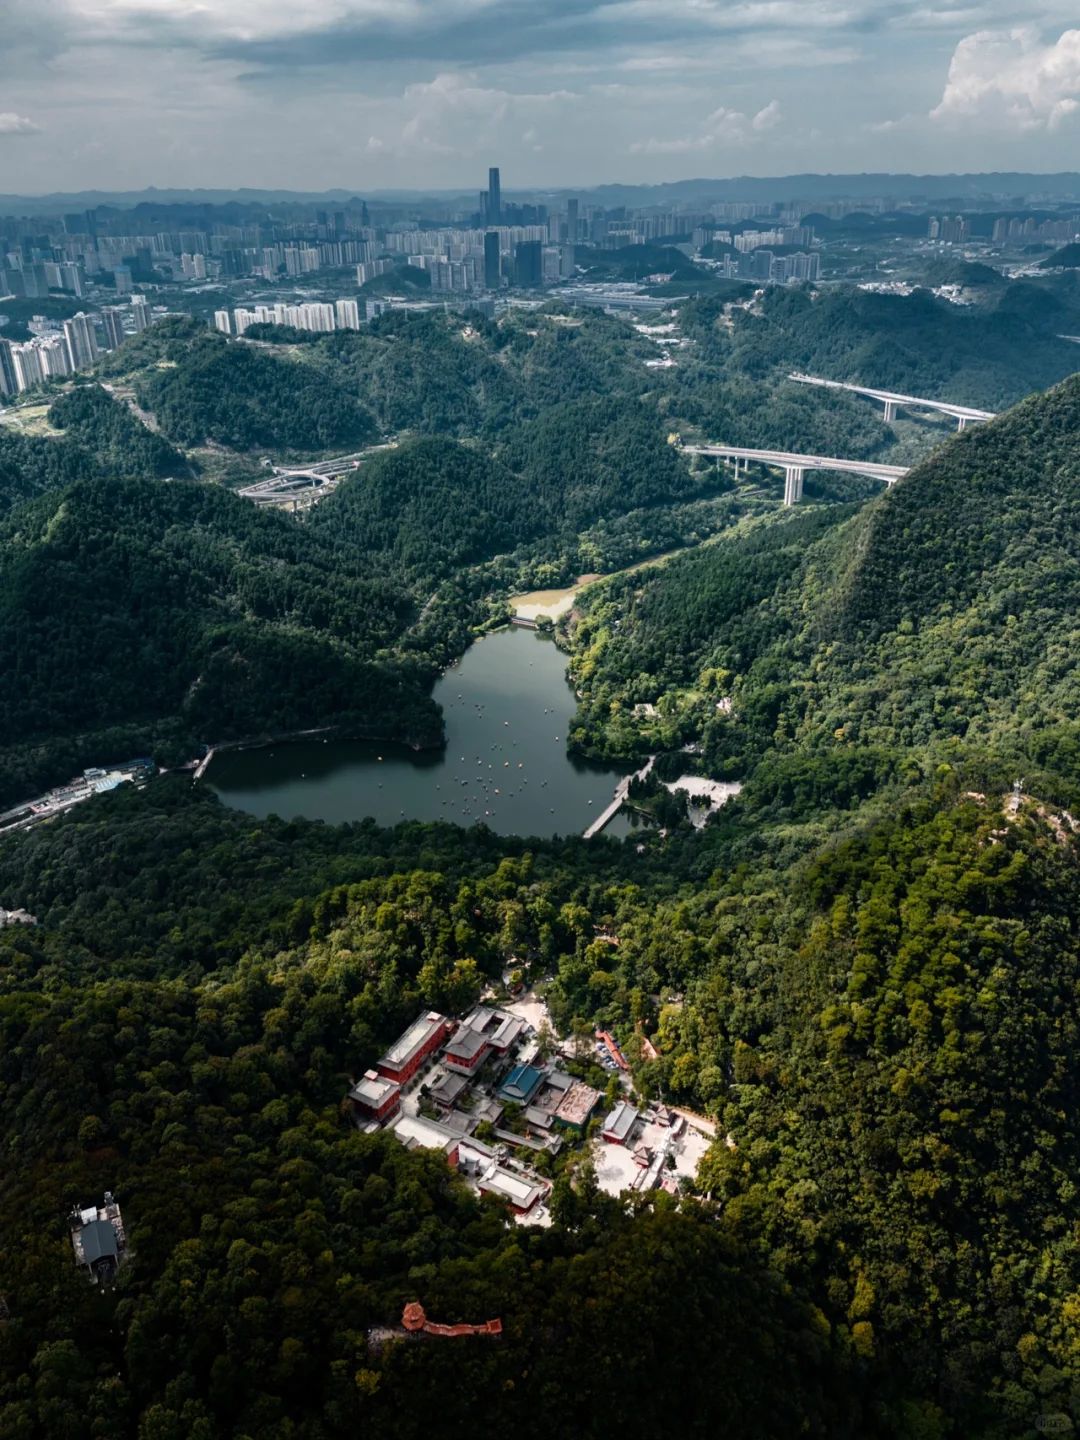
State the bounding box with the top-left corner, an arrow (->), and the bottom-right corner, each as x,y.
1,1 -> 1079,194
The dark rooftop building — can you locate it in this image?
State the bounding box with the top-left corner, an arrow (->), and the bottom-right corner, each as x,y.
442,1026 -> 491,1075
70,1193 -> 127,1284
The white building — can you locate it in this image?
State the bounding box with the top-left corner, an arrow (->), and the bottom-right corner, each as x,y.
63,312 -> 99,369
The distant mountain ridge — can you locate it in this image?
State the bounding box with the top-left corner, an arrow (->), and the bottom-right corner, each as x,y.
3,171 -> 1079,215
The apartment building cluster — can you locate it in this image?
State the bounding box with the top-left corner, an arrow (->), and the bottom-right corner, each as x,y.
0,296 -> 152,398
387,221 -> 572,294
928,216 -> 970,245
713,249 -> 821,284
991,214 -> 1080,245
214,298 -> 363,336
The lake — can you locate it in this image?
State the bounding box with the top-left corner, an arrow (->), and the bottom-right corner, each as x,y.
209,626 -> 642,839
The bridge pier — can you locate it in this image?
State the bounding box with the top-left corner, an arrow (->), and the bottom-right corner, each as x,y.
783,465 -> 804,506
883,399 -> 898,423
957,415 -> 969,432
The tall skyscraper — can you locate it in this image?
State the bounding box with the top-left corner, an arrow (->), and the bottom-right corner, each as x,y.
100,307 -> 125,351
58,262 -> 85,297
130,297 -> 150,332
514,240 -> 542,289
40,336 -> 73,379
484,231 -> 501,290
567,198 -> 580,243
487,167 -> 501,227
0,338 -> 17,398
12,344 -> 45,392
63,313 -> 99,370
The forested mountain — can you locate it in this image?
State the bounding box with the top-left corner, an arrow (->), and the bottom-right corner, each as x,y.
3,284 -> 1080,1440
570,373 -> 1080,809
313,400 -> 697,587
0,387 -> 185,514
1041,242 -> 1080,269
48,384 -> 189,479
312,438 -> 529,586
0,427 -> 95,515
138,331 -> 378,451
0,477 -> 436,805
690,281 -> 1080,408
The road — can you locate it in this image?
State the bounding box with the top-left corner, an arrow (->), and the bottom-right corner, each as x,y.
683,443 -> 908,487
789,372 -> 996,427
584,757 -> 655,839
237,441 -> 397,508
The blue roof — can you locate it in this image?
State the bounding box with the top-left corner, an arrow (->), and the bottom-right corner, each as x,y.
498,1064 -> 544,1104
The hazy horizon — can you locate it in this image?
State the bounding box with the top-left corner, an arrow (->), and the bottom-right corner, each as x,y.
1,3 -> 1078,194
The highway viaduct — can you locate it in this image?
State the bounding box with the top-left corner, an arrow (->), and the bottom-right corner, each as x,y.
683,444 -> 909,505
788,373 -> 996,430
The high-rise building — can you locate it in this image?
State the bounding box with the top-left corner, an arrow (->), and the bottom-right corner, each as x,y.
63,313 -> 100,370
100,307 -> 126,351
214,310 -> 232,335
487,167 -> 502,227
0,338 -> 17,398
567,198 -> 580,243
12,344 -> 45,391
58,262 -> 85,297
484,231 -> 501,289
21,263 -> 50,299
335,299 -> 360,330
39,336 -> 73,378
130,296 -> 151,332
514,240 -> 542,289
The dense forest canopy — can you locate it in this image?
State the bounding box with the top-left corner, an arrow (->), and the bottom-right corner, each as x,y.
568,373 -> 1080,811
2,283 -> 1080,1439
690,281 -> 1080,408
137,331 -> 378,451
0,476 -> 437,806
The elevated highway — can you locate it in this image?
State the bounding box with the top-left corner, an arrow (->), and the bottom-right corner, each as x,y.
789,373 -> 996,429
237,443 -> 396,508
683,444 -> 909,505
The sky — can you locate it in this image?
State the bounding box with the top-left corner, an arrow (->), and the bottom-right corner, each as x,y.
0,1 -> 1079,194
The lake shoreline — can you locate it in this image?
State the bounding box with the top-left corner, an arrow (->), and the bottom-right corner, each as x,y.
208,627 -> 633,837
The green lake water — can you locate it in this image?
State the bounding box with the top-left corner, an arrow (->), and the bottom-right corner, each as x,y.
210,626 -> 644,839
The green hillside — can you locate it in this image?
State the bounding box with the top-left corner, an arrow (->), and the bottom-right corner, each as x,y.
569,374 -> 1080,804
311,437 -> 527,586
1040,242 -> 1080,269
137,330 -> 377,451
313,399 -> 697,587
0,428 -> 95,515
715,283 -> 1080,407
0,386 -> 186,513
0,477 -> 436,804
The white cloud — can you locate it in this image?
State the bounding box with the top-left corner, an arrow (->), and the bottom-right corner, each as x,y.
931,26 -> 1080,131
752,98 -> 783,129
377,70 -> 576,157
0,112 -> 41,135
631,99 -> 782,152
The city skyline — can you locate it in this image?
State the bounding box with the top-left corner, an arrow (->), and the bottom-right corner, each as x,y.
0,3 -> 1078,193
